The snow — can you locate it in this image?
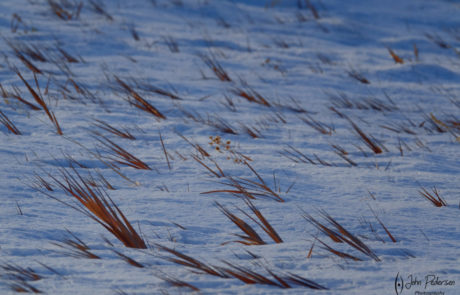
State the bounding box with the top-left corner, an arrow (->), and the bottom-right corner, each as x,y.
0,0 -> 459,294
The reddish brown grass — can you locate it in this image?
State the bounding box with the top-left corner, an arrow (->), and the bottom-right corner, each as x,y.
202,164 -> 284,202
419,187 -> 447,207
304,210 -> 380,261
347,69 -> 370,84
113,250 -> 144,268
231,86 -> 271,107
93,119 -> 135,140
154,273 -> 200,292
217,198 -> 283,245
95,133 -> 151,170
46,168 -> 147,248
0,109 -> 21,135
16,70 -> 62,134
2,263 -> 43,293
216,202 -> 266,245
114,76 -> 166,119
300,114 -> 333,135
155,244 -> 227,278
58,47 -> 79,63
192,155 -> 225,178
347,118 -> 383,154
388,48 -> 404,64
156,244 -> 327,289
201,54 -> 231,82
368,206 -> 397,243
52,230 -> 101,259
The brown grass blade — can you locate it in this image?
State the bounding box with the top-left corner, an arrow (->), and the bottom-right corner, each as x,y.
221,261 -> 279,286
155,244 -> 227,278
154,273 -> 200,292
368,206 -> 397,243
15,51 -> 42,74
243,198 -> 283,243
316,238 -> 362,261
192,155 -> 225,178
300,114 -> 333,135
95,133 -> 151,170
347,118 -> 382,154
347,69 -> 370,84
2,263 -> 42,282
113,250 -> 144,268
46,168 -> 147,248
305,210 -> 380,261
48,0 -> 73,20
16,70 -> 62,134
388,48 -> 404,64
216,202 -> 266,245
319,211 -> 380,261
0,109 -> 21,135
177,132 -> 210,157
284,272 -> 328,289
232,87 -> 271,107
201,54 -> 231,82
159,131 -> 171,170
114,76 -> 166,119
305,0 -> 320,19
52,230 -> 100,259
93,119 -> 135,140
307,238 -> 315,258
58,47 -> 79,63
419,187 -> 447,207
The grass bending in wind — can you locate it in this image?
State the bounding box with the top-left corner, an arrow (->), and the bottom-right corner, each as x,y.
43,168 -> 147,249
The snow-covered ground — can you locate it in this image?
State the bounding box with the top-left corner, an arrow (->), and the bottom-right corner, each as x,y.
0,0 -> 459,294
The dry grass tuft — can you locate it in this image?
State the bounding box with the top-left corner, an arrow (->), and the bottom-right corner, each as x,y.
216,201 -> 266,245
217,198 -> 283,244
52,230 -> 101,259
280,144 -> 316,165
192,154 -> 225,178
304,210 -> 380,262
45,168 -> 147,248
156,244 -> 327,289
93,119 -> 135,140
57,47 -> 79,63
300,114 -> 333,135
113,250 -> 144,268
89,0 -> 113,21
202,162 -> 284,202
419,187 -> 447,207
115,76 -> 166,119
16,70 -> 62,135
95,133 -> 151,170
387,48 -> 404,64
155,244 -> 228,278
47,0 -> 82,21
347,118 -> 383,154
243,198 -> 283,243
201,54 -> 231,82
231,86 -> 271,107
177,132 -> 210,157
368,207 -> 397,243
347,69 -> 370,84
2,263 -> 42,293
154,273 -> 200,292
0,109 -> 21,135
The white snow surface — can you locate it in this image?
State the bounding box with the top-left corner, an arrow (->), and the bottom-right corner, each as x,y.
0,0 -> 460,294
